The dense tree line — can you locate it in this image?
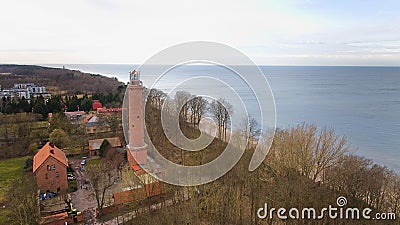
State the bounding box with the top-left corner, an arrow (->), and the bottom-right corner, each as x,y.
0,91 -> 125,117
92,92 -> 125,108
1,95 -> 67,116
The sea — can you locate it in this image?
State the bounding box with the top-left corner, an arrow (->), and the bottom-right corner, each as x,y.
45,64 -> 400,172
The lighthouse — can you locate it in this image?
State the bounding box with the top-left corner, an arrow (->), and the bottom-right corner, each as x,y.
127,70 -> 148,167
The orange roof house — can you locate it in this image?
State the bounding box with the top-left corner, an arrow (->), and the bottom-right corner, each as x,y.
33,142 -> 68,193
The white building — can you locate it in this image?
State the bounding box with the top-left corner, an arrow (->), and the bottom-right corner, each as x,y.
0,83 -> 50,100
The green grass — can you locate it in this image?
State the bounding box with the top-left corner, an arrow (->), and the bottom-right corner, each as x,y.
0,156 -> 28,202
86,157 -> 101,166
68,180 -> 78,193
0,208 -> 9,224
0,121 -> 47,137
63,146 -> 84,155
30,121 -> 48,129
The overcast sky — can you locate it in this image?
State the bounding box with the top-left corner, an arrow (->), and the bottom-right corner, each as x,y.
1,0 -> 399,66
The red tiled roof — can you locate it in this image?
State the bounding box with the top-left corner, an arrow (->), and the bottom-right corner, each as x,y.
92,100 -> 103,110
132,164 -> 141,171
33,142 -> 68,172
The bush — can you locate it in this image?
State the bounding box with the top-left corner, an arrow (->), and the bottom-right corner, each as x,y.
68,180 -> 78,193
23,157 -> 33,171
29,142 -> 39,154
67,166 -> 74,173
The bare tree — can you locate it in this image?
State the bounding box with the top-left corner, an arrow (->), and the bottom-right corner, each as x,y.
326,154 -> 397,212
102,144 -> 126,177
86,161 -> 118,210
238,116 -> 261,150
209,98 -> 233,141
187,96 -> 208,128
174,91 -> 191,123
148,88 -> 166,110
106,113 -> 120,136
387,172 -> 400,214
267,123 -> 348,182
312,126 -> 349,181
5,174 -> 40,225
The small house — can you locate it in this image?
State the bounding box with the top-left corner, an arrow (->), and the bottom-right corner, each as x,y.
88,137 -> 122,157
33,142 -> 68,193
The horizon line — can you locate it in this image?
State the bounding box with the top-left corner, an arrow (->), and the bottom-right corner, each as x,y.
1,63 -> 398,68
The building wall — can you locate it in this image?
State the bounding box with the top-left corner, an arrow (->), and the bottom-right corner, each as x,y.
127,147 -> 147,166
126,81 -> 148,165
35,156 -> 68,193
113,182 -> 165,205
85,125 -> 111,134
128,84 -> 145,148
2,83 -> 49,100
41,213 -> 84,225
89,149 -> 100,157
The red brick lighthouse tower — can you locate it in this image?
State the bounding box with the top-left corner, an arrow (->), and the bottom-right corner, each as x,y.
127,70 -> 148,168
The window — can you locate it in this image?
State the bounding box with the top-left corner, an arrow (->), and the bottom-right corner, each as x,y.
47,165 -> 51,171
52,164 -> 56,170
45,173 -> 48,179
55,172 -> 59,177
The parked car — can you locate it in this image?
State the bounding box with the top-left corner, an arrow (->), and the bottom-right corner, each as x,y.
40,191 -> 57,201
67,174 -> 76,180
80,160 -> 86,165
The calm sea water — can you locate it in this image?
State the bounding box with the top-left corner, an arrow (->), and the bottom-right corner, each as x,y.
46,64 -> 400,172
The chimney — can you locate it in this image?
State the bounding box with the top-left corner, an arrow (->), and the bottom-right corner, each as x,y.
50,149 -> 54,154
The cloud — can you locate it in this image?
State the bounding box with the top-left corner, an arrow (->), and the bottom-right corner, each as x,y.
0,0 -> 399,65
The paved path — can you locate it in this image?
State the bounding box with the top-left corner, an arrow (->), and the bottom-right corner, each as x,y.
69,159 -> 97,212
